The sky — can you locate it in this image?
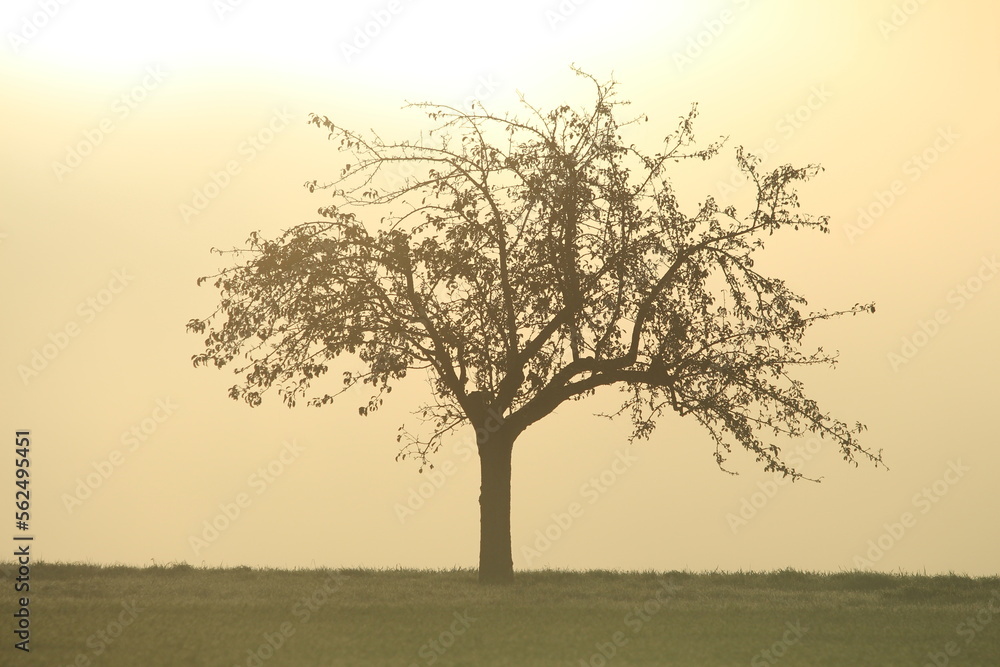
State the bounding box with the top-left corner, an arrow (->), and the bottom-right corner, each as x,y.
2,0 -> 999,576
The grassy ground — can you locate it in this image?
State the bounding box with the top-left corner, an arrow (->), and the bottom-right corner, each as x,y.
5,563 -> 999,666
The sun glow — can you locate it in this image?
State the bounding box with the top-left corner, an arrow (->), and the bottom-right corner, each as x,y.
4,0 -> 704,90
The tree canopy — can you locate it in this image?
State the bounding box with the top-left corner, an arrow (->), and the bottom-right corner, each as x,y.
188,68 -> 883,483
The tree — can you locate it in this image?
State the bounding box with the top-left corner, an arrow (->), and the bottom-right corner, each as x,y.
187,68 -> 884,584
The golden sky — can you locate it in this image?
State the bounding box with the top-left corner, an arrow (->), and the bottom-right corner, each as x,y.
2,0 -> 999,574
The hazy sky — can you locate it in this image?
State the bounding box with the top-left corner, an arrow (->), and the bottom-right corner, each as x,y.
3,0 -> 998,575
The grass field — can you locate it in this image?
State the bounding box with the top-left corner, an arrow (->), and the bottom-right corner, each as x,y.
7,563 -> 999,666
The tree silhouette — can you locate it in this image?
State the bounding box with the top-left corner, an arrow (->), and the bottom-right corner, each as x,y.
187,68 -> 883,584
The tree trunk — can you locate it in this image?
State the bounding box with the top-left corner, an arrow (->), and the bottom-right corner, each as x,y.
477,429 -> 515,584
